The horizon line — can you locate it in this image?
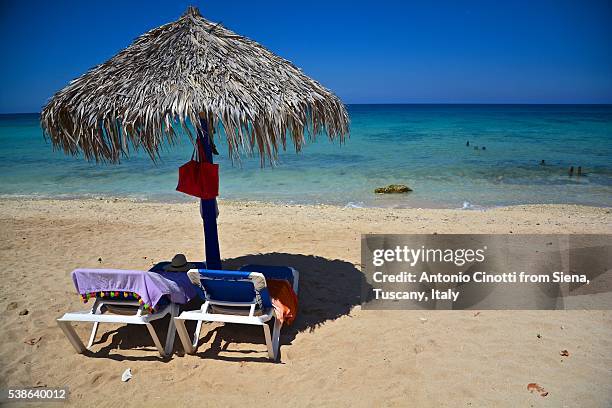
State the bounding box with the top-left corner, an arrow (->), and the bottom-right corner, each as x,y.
2,102 -> 612,115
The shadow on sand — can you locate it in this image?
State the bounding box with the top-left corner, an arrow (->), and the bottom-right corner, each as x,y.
88,253 -> 370,362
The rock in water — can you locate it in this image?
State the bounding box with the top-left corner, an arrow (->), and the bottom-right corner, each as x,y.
374,184 -> 413,194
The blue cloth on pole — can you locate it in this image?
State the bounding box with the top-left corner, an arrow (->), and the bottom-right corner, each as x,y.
197,118 -> 222,270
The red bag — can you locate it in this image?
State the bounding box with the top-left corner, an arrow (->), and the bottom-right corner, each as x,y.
176,148 -> 219,200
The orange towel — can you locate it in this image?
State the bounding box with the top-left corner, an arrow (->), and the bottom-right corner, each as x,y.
267,279 -> 298,325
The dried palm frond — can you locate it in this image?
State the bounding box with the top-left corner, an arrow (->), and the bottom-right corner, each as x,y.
41,6 -> 349,164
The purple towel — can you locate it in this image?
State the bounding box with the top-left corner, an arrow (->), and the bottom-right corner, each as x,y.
71,268 -> 194,310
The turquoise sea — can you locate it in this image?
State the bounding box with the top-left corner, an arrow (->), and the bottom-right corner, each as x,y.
1,105 -> 611,209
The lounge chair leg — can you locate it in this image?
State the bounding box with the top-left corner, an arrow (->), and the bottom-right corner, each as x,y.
145,323 -> 165,356
192,302 -> 211,348
87,322 -> 99,349
163,305 -> 178,356
85,300 -> 105,350
263,319 -> 280,361
57,321 -> 86,354
174,318 -> 195,354
272,317 -> 282,359
192,321 -> 202,349
192,303 -> 206,348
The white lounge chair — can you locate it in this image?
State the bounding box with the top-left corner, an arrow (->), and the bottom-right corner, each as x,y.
174,265 -> 299,361
57,297 -> 179,357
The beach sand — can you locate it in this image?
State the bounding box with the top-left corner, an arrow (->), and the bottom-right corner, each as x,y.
1,198 -> 611,407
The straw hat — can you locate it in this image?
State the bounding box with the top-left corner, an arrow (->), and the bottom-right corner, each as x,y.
163,254 -> 195,272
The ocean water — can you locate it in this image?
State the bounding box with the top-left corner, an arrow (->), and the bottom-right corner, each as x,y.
1,105 -> 611,209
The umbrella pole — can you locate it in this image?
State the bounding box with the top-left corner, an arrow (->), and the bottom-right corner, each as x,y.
197,120 -> 222,270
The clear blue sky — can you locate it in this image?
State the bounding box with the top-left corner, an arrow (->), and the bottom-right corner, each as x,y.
1,0 -> 611,112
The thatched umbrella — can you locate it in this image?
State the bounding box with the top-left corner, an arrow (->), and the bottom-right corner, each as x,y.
41,6 -> 349,269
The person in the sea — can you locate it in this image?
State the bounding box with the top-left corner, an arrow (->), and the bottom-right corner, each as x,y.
569,166 -> 574,176
482,146 -> 486,150
540,160 -> 546,166
466,141 -> 470,146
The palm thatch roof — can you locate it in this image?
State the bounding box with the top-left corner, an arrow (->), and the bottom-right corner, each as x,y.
41,6 -> 349,164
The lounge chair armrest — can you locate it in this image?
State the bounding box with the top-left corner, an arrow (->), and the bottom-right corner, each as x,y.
239,265 -> 299,293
